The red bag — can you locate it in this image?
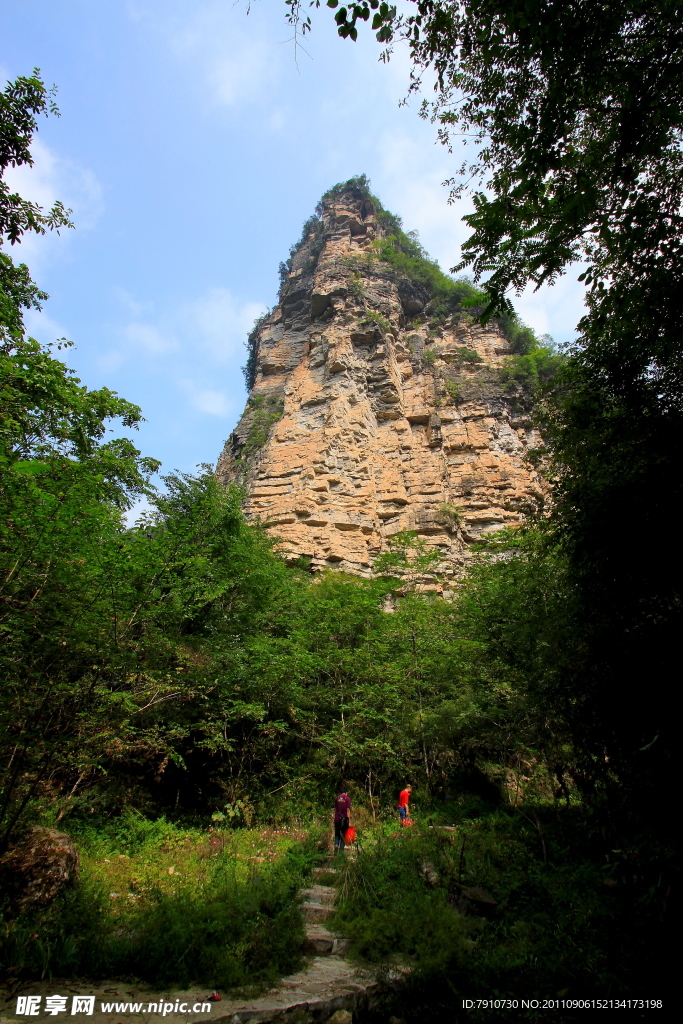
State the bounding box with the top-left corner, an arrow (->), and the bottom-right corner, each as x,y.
344,826 -> 356,844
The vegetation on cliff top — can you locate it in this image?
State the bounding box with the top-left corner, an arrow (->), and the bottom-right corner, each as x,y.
242,173 -> 558,397
321,174 -> 544,356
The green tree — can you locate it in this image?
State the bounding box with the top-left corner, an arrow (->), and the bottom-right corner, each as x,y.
0,69 -> 160,847
0,70 -> 73,244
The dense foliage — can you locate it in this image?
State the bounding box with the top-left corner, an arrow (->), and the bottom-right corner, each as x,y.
335,806 -> 668,1021
3,814 -> 318,989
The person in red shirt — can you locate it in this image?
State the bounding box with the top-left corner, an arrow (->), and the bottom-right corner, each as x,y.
333,789 -> 352,852
398,785 -> 412,824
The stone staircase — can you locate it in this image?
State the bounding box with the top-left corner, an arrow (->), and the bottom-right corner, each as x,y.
200,856 -> 389,1023
301,869 -> 351,957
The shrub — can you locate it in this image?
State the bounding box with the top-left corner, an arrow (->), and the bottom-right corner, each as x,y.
438,503 -> 464,528
357,310 -> 392,334
317,174 -> 374,213
349,272 -> 365,302
1,820 -> 318,990
333,809 -> 661,1011
454,348 -> 483,364
239,394 -> 285,460
242,311 -> 271,391
443,380 -> 463,404
334,826 -> 472,973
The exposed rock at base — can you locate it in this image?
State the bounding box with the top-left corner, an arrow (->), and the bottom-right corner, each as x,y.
217,187 -> 543,587
0,828 -> 79,912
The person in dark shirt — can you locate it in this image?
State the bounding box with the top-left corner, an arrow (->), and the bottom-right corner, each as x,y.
333,789 -> 352,852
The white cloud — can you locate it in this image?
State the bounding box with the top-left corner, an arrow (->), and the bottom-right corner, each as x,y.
182,382 -> 232,417
149,1 -> 281,108
515,272 -> 587,344
3,138 -> 103,268
111,286 -> 264,369
374,129 -> 473,272
23,308 -> 71,348
104,284 -> 261,417
268,108 -> 288,133
207,41 -> 272,106
371,127 -> 587,342
182,287 -> 266,362
112,287 -> 154,319
4,139 -> 103,227
124,495 -> 155,527
123,321 -> 177,354
180,376 -> 233,415
98,348 -> 128,374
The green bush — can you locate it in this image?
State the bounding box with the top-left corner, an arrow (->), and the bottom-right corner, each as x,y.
334,808 -> 663,1011
370,310 -> 392,333
454,348 -> 483,364
1,820 -> 318,990
443,380 -> 463,404
239,393 -> 285,460
335,827 -> 472,973
438,503 -> 464,528
349,272 -> 365,302
73,810 -> 186,857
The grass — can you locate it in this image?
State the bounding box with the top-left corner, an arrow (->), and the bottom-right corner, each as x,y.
335,824 -> 473,972
3,795 -> 668,1017
332,798 -> 667,1021
1,813 -> 319,991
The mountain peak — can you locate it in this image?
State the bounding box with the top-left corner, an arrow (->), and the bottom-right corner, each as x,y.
217,183 -> 544,587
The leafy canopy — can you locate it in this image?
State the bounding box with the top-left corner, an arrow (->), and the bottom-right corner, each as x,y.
0,70 -> 73,245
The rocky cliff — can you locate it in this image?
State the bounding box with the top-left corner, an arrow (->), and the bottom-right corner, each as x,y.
216,181 -> 544,590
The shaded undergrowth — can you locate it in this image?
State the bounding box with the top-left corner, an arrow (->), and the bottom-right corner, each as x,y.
1,814 -> 321,991
335,799 -> 669,1021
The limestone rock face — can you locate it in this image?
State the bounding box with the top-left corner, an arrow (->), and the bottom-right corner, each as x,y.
217,189 -> 543,588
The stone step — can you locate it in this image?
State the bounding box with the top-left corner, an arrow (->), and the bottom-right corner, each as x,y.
230,956 -> 380,1022
301,900 -> 335,924
304,923 -> 351,957
312,865 -> 338,877
301,884 -> 336,906
1,960 -> 384,1024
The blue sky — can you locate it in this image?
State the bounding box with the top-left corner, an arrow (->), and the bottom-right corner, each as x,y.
1,0 -> 586,487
